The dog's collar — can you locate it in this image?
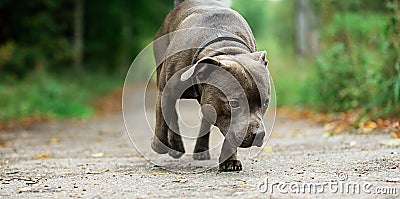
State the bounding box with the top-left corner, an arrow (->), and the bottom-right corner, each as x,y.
190,33 -> 254,65
190,34 -> 254,99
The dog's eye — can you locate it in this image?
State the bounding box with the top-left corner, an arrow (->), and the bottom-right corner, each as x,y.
228,100 -> 240,109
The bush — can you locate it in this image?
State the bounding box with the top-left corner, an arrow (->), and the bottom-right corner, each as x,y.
314,10 -> 400,117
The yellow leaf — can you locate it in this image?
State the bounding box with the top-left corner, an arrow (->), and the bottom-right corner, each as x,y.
49,137 -> 60,143
263,146 -> 272,152
33,153 -> 51,159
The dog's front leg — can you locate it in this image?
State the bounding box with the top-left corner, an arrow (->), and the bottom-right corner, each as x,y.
219,139 -> 242,172
151,91 -> 171,154
193,118 -> 211,160
159,89 -> 185,159
166,99 -> 185,158
152,86 -> 185,158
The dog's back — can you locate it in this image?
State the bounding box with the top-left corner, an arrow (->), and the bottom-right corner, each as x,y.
155,0 -> 230,40
154,0 -> 256,76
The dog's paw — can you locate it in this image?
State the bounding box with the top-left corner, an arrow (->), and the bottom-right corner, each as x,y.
151,137 -> 169,154
219,160 -> 242,172
168,134 -> 185,159
168,149 -> 184,159
193,151 -> 210,160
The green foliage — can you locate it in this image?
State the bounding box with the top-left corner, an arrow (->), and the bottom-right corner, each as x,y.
83,0 -> 172,73
232,0 -> 295,53
0,71 -> 121,121
235,0 -> 399,118
0,0 -> 172,77
0,0 -> 170,121
0,0 -> 73,78
314,8 -> 399,117
383,0 -> 400,115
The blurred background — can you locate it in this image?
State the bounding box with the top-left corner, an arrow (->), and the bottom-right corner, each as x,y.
0,0 -> 399,123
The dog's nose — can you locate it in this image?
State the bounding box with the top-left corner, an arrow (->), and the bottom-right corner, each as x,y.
252,131 -> 265,147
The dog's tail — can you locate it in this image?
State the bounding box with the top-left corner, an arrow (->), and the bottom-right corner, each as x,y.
174,0 -> 185,7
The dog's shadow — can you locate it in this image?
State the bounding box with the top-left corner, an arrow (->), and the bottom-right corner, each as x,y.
150,156 -> 220,174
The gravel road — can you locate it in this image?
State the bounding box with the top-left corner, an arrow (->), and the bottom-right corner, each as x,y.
0,87 -> 399,198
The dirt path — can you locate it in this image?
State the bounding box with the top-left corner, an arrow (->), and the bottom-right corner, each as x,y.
0,88 -> 399,198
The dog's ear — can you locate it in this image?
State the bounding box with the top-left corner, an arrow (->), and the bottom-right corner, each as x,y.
180,57 -> 220,81
250,51 -> 268,67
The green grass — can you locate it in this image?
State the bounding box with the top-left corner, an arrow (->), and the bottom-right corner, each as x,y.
0,71 -> 122,121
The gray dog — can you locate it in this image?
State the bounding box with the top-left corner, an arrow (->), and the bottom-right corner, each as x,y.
151,0 -> 271,172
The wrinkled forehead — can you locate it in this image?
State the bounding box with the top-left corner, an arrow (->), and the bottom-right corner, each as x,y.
218,56 -> 271,102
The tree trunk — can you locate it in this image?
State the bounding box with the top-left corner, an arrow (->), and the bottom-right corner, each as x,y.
119,5 -> 133,75
296,0 -> 308,56
74,0 -> 84,72
295,0 -> 319,57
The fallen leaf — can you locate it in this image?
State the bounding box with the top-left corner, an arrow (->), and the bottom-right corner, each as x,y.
263,146 -> 272,152
33,153 -> 51,159
323,123 -> 334,131
392,121 -> 399,128
391,130 -> 400,139
0,141 -> 12,147
49,137 -> 60,143
363,121 -> 378,129
380,139 -> 400,147
91,153 -> 104,158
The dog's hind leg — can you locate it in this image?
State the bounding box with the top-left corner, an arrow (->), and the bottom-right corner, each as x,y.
193,118 -> 211,160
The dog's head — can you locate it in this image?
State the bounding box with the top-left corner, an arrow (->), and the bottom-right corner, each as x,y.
180,51 -> 270,148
